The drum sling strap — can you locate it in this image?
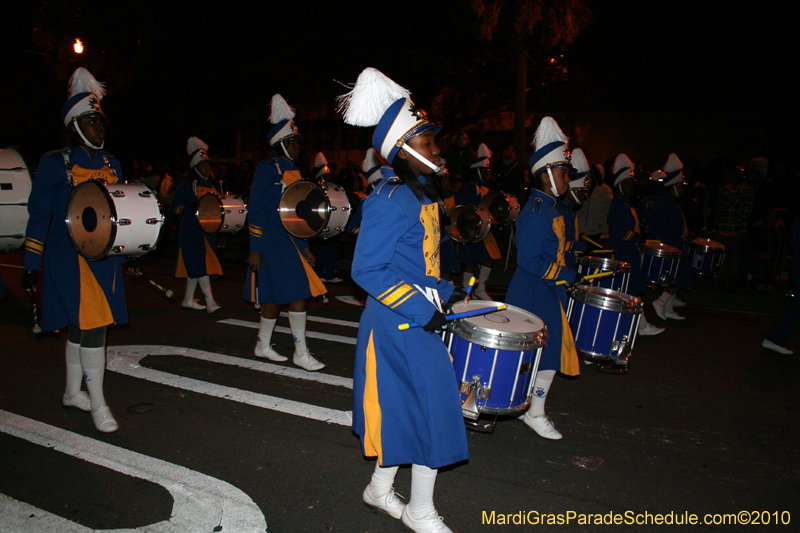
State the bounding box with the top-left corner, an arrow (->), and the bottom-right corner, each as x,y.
61,150 -> 117,186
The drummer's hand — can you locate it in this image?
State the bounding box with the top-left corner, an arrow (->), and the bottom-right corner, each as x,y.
304,248 -> 316,267
423,311 -> 448,333
21,269 -> 38,292
247,252 -> 261,272
446,287 -> 468,309
125,259 -> 142,276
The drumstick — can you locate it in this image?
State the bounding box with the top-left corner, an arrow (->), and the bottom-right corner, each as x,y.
398,304 -> 508,331
26,288 -> 42,335
591,249 -> 615,254
581,235 -> 603,248
552,271 -> 618,287
465,276 -> 476,296
128,271 -> 175,298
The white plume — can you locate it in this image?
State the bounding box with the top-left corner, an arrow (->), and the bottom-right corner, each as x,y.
476,143 -> 492,160
337,68 -> 411,127
663,153 -> 683,173
361,148 -> 380,172
612,153 -> 635,176
270,94 -> 296,125
532,116 -> 568,151
186,136 -> 208,156
314,152 -> 328,167
571,148 -> 589,174
68,67 -> 106,100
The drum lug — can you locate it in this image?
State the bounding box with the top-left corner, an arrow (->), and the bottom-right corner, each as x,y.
118,219 -> 132,226
342,206 -> 350,211
138,244 -> 151,250
460,375 -> 491,421
610,336 -> 631,367
110,190 -> 125,198
138,191 -> 153,197
330,206 -> 337,211
112,245 -> 124,253
145,218 -> 161,225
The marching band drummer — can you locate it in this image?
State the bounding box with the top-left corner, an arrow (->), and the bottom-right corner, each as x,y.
646,154 -> 693,320
607,153 -> 664,336
557,147 -> 590,270
505,116 -> 580,440
21,68 -> 134,433
339,67 -> 468,533
457,143 -> 502,300
172,137 -> 223,313
244,94 -> 327,372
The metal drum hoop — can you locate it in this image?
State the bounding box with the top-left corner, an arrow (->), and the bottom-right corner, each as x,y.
65,179 -> 118,261
568,284 -> 642,315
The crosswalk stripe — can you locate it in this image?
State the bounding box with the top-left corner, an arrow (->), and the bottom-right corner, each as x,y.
278,311 -> 360,328
217,319 -> 358,345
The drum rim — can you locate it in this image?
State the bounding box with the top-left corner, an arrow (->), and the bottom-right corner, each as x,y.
279,180 -> 332,240
638,242 -> 682,257
568,284 -> 643,314
692,238 -> 725,252
577,255 -> 632,273
445,204 -> 491,243
197,193 -> 224,235
318,180 -> 351,239
65,179 -> 117,261
447,301 -> 547,350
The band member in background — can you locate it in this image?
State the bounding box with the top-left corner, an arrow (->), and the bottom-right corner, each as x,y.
311,152 -> 343,283
457,143 -> 501,300
558,147 -> 590,270
22,68 -> 136,433
577,162 -> 613,252
505,116 -> 580,440
345,148 -> 385,238
608,153 -> 664,336
245,94 -> 326,371
172,137 -> 223,313
339,67 -> 467,533
646,154 -> 693,319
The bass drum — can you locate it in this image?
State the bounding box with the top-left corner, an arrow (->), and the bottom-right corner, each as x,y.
196,193 -> 224,234
445,205 -> 491,243
65,180 -> 164,260
479,191 -> 520,226
218,193 -> 248,234
0,147 -> 32,253
278,180 -> 352,240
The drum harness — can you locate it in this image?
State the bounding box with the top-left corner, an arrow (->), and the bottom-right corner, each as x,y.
61,149 -> 117,186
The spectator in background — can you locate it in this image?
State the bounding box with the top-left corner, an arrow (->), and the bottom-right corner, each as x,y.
713,165 -> 753,291
577,163 -> 613,251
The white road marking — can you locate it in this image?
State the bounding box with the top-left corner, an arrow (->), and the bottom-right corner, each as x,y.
0,409 -> 267,533
106,346 -> 353,426
335,295 -> 365,306
108,345 -> 353,389
217,319 -> 357,345
277,311 -> 360,328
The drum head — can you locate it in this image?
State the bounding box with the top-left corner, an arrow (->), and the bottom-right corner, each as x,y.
449,300 -> 546,350
279,181 -> 330,239
639,241 -> 681,257
479,192 -> 510,226
569,284 -> 643,314
197,193 -> 223,234
446,205 -> 489,243
578,255 -> 631,273
65,180 -> 115,260
692,238 -> 725,252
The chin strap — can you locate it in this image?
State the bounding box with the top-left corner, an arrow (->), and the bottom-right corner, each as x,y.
569,190 -> 583,205
73,119 -> 104,150
545,167 -> 559,197
281,141 -> 293,161
401,143 -> 441,174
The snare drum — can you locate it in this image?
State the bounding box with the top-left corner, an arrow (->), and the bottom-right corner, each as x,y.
0,147 -> 31,253
577,255 -> 631,293
196,193 -> 224,234
566,285 -> 643,367
66,180 -> 164,260
639,242 -> 681,287
691,238 -> 725,276
278,180 -> 352,239
218,194 -> 248,234
445,301 -> 547,419
479,192 -> 521,226
445,205 -> 491,243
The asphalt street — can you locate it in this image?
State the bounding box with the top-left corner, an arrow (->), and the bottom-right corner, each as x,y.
1,251 -> 799,533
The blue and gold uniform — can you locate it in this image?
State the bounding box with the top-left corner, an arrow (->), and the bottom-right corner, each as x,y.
24,146 -> 128,331
506,189 -> 580,375
557,196 -> 586,271
352,170 -> 468,468
608,191 -> 647,295
244,157 -> 326,304
172,177 -> 223,279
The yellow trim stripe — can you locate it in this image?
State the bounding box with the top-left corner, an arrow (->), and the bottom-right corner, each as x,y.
390,290 -> 418,309
362,331 -> 383,463
175,206 -> 184,214
26,237 -> 44,247
624,230 -> 634,241
380,284 -> 414,307
377,281 -> 405,301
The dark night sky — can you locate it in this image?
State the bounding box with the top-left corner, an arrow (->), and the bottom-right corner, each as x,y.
2,1 -> 797,169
